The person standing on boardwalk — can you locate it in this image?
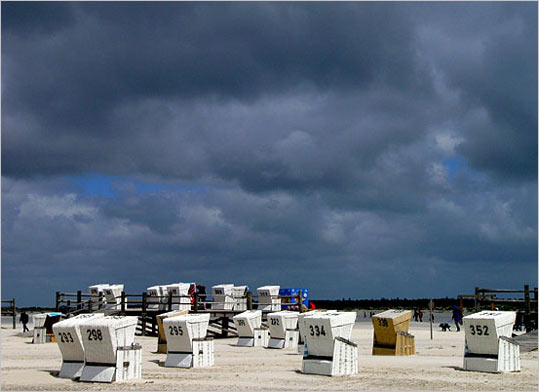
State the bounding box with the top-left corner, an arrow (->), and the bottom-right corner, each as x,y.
514,310 -> 523,331
196,284 -> 207,310
20,310 -> 29,332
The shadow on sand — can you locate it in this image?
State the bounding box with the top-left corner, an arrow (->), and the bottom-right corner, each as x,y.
150,359 -> 165,367
442,365 -> 466,372
40,370 -> 60,378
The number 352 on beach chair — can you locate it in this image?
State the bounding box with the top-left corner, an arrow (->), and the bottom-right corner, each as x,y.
463,311 -> 520,373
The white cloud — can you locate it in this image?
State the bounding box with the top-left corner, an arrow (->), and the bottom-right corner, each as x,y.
19,193 -> 97,219
435,133 -> 464,155
427,162 -> 448,186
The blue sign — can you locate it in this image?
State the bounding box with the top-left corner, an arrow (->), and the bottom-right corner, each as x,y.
279,288 -> 309,310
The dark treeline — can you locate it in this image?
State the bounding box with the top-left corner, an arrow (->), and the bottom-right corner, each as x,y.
8,297 -> 532,313
313,297 -> 474,310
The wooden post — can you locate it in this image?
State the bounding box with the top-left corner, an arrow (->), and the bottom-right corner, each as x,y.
98,292 -> 103,310
88,297 -> 93,312
121,291 -> 126,315
168,292 -> 173,311
474,287 -> 480,311
142,292 -> 147,312
429,299 -> 433,340
458,296 -> 464,315
298,290 -> 303,313
56,291 -> 61,311
524,285 -> 530,314
221,317 -> 229,338
141,292 -> 147,336
12,298 -> 16,329
524,284 -> 531,332
140,313 -> 146,336
193,292 -> 199,312
77,290 -> 82,310
247,291 -> 253,310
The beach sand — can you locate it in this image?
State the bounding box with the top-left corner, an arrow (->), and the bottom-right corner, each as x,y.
1,319 -> 537,391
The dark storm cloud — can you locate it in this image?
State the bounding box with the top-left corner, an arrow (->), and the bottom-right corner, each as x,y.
2,175 -> 536,305
3,2 -> 536,183
1,1 -> 75,36
411,3 -> 538,179
2,2 -> 420,178
2,2 -> 415,124
1,2 -> 537,305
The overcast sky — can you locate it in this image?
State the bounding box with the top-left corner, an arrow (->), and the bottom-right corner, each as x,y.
2,2 -> 537,306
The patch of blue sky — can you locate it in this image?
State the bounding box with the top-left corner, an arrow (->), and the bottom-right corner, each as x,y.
72,173 -> 118,198
442,156 -> 466,179
68,173 -> 204,198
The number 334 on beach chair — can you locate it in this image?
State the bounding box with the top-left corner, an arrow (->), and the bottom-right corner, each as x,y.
301,311 -> 358,376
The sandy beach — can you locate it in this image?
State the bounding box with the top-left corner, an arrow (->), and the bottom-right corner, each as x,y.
3,2 -> 537,390
1,317 -> 537,391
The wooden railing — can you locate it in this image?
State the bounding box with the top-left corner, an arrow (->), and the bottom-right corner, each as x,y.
55,289 -> 304,337
1,298 -> 17,329
458,285 -> 538,332
55,290 -> 306,314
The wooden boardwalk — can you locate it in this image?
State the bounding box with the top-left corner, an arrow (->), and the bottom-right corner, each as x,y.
90,307 -> 269,338
514,330 -> 538,353
56,290 -> 281,338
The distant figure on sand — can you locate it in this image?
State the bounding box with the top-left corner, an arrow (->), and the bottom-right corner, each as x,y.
20,310 -> 29,332
413,309 -> 418,321
418,310 -> 423,322
451,306 -> 463,332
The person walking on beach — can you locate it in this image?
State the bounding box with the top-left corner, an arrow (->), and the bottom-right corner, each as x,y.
20,310 -> 29,332
451,306 -> 462,332
418,310 -> 423,322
